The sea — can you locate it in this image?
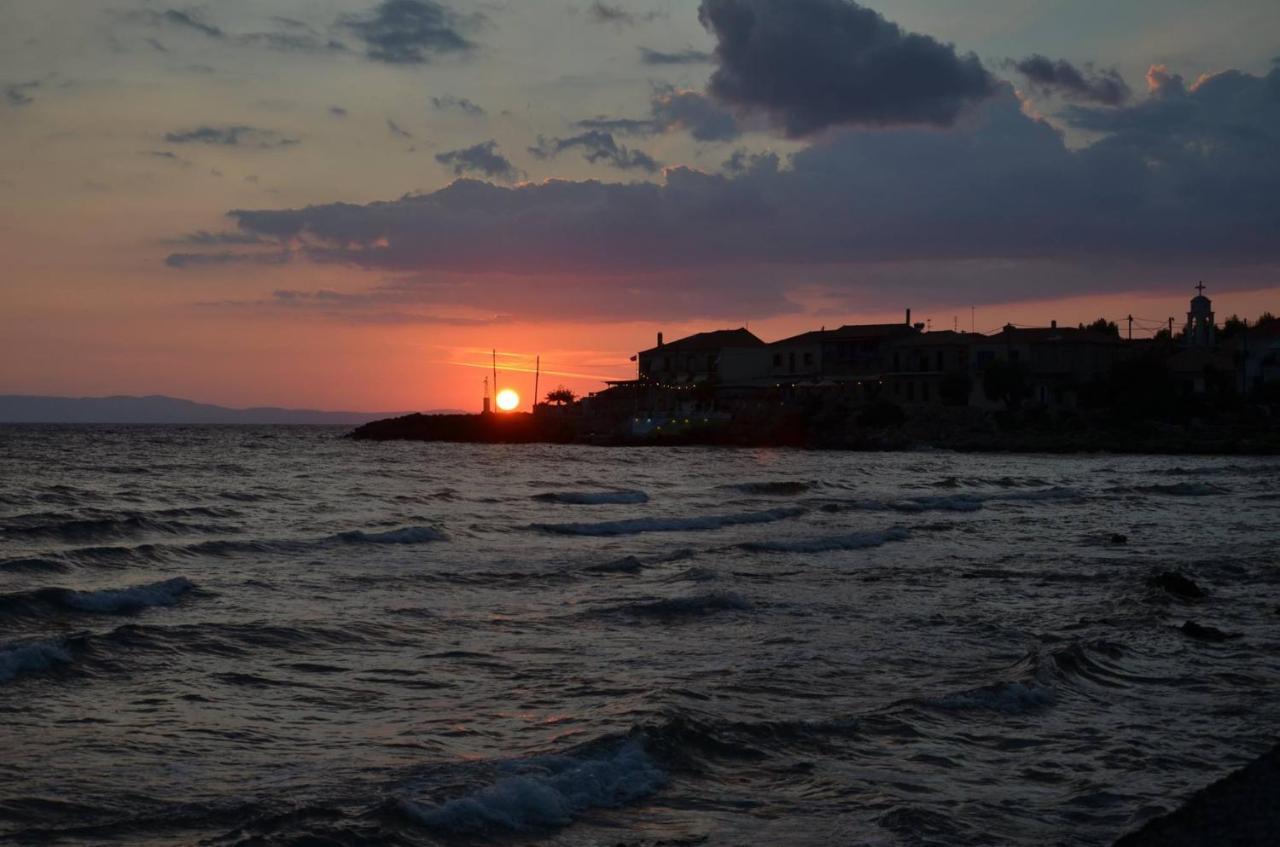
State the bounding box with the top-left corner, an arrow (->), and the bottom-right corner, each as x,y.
1,425 -> 1277,846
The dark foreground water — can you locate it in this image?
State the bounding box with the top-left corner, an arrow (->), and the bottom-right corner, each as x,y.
1,426 -> 1277,846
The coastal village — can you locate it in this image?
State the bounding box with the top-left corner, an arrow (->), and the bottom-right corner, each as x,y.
561,284 -> 1280,440
354,284 -> 1280,450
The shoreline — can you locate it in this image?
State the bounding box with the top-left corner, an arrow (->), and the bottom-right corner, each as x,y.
346,412 -> 1280,455
1113,744 -> 1280,846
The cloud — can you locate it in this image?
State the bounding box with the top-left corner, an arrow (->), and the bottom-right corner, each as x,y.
1008,55 -> 1130,105
167,230 -> 273,246
651,88 -> 741,141
172,67 -> 1280,321
528,131 -> 660,172
586,2 -> 661,26
164,125 -> 299,148
165,251 -> 290,268
387,118 -> 413,138
697,0 -> 995,137
576,88 -> 740,142
5,81 -> 39,107
154,9 -> 225,39
136,8 -> 346,54
203,287 -> 513,326
431,94 -> 485,115
639,47 -> 712,65
341,0 -> 477,64
435,140 -> 520,181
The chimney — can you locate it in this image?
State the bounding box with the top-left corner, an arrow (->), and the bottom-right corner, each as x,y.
657,331 -> 664,347
1051,320 -> 1057,329
905,308 -> 911,326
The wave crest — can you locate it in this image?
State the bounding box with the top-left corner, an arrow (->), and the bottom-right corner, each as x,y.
535,507 -> 804,537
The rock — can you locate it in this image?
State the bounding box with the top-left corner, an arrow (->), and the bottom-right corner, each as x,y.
1180,620 -> 1240,642
1148,571 -> 1205,600
1110,533 -> 1128,545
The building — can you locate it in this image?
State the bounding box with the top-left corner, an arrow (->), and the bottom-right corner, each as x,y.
883,330 -> 980,406
636,328 -> 765,385
970,322 -> 1126,407
767,312 -> 922,380
1184,281 -> 1216,348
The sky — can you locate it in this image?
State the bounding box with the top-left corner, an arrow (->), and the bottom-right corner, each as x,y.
2,0 -> 1278,411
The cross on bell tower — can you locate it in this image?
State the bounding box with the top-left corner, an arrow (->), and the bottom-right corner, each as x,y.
1184,282 -> 1215,348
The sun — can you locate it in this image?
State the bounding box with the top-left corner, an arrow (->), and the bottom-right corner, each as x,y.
495,388 -> 520,412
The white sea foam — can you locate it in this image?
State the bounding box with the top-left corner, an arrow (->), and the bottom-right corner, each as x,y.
401,742 -> 665,835
334,526 -> 447,544
60,576 -> 196,614
0,639 -> 72,684
535,507 -> 804,537
742,527 -> 909,553
533,490 -> 650,505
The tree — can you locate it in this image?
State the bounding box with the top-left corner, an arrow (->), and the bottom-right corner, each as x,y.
1086,318 -> 1120,337
545,386 -> 576,406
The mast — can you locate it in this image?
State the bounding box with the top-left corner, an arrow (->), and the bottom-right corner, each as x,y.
534,355 -> 541,411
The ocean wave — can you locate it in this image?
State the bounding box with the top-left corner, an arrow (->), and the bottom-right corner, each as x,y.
0,556 -> 71,574
0,639 -> 73,684
534,507 -> 804,537
724,481 -> 812,496
1108,482 -> 1229,497
0,512 -> 240,544
399,740 -> 665,836
331,526 -> 448,544
533,489 -> 650,505
59,577 -> 196,614
928,680 -> 1056,713
741,527 -> 909,553
582,556 -> 644,574
605,591 -> 751,619
0,577 -> 196,619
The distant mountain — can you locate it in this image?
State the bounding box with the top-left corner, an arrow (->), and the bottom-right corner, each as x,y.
0,395 -> 463,425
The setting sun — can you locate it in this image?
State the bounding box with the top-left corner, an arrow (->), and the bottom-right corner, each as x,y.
495,388 -> 520,412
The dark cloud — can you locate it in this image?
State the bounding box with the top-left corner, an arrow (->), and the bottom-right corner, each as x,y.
173,68 -> 1280,321
529,131 -> 660,172
698,0 -> 995,136
435,140 -> 520,181
1008,55 -> 1130,105
639,47 -> 712,65
164,125 -> 299,148
431,95 -> 485,115
387,118 -> 413,139
5,81 -> 39,107
651,88 -> 741,141
341,0 -> 476,65
576,88 -> 740,142
201,287 -> 513,325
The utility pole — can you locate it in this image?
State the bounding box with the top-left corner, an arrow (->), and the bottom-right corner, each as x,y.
492,349 -> 498,394
1168,317 -> 1174,338
1127,314 -> 1133,340
970,306 -> 975,334
533,355 -> 541,411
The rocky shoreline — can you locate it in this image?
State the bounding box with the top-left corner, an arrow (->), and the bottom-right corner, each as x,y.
346,410 -> 1280,454
1113,744 -> 1280,846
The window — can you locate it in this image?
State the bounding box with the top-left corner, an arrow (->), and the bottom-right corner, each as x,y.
772,353 -> 782,367
803,352 -> 814,366
788,352 -> 796,373
936,351 -> 944,371
922,382 -> 930,401
662,356 -> 670,371
893,352 -> 901,370
906,381 -> 915,401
